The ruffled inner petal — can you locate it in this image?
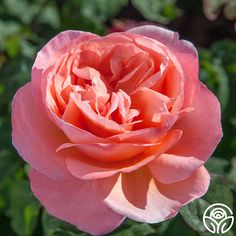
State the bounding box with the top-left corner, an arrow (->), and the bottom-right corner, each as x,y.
39,31 -> 189,165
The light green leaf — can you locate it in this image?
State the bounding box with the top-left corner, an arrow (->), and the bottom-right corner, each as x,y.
4,35 -> 21,58
0,20 -> 21,49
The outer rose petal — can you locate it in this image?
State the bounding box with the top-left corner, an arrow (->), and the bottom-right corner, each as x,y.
129,25 -> 222,166
169,83 -> 222,161
128,25 -> 199,107
30,169 -> 125,235
12,83 -> 70,180
104,166 -> 210,223
148,154 -> 204,184
156,166 -> 210,205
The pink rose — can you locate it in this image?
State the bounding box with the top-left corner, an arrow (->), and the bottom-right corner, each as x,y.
12,26 -> 222,235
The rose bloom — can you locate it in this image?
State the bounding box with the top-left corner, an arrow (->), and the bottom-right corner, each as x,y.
12,26 -> 222,235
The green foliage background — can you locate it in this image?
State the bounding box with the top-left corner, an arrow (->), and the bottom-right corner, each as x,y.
0,0 -> 235,235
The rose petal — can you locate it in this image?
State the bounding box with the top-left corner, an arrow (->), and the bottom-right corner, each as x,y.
65,129 -> 182,180
57,142 -> 155,162
131,87 -> 172,127
30,168 -> 125,235
70,93 -> 125,137
57,98 -> 108,144
104,167 -> 180,223
148,154 -> 204,184
32,31 -> 98,111
108,127 -> 169,143
12,83 -> 70,180
156,166 -> 210,205
128,25 -> 198,107
169,83 -> 222,161
104,166 -> 209,223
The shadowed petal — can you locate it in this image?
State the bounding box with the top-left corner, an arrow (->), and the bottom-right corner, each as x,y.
104,166 -> 209,223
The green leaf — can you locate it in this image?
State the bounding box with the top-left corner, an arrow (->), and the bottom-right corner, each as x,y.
212,59 -> 230,111
153,218 -> 174,235
0,149 -> 21,180
205,157 -> 230,175
80,0 -> 128,23
4,35 -> 21,58
0,20 -> 21,37
180,174 -> 233,233
211,40 -> 236,66
2,0 -> 36,24
228,156 -> 236,191
21,40 -> 36,58
153,214 -> 198,236
204,175 -> 233,207
42,211 -> 86,236
113,223 -> 155,236
62,0 -> 128,35
200,230 -> 234,236
180,198 -> 207,233
7,180 -> 40,236
131,0 -> 181,24
38,3 -> 60,29
199,50 -> 230,111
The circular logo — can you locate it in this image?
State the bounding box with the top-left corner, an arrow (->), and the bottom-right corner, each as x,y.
203,203 -> 234,234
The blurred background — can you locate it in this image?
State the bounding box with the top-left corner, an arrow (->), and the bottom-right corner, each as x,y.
0,0 -> 236,235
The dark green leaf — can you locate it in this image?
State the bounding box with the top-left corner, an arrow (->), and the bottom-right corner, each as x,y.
131,0 -> 181,24
205,157 -> 230,175
0,149 -> 21,180
80,0 -> 128,23
180,174 -> 233,233
42,211 -> 86,236
228,156 -> 236,191
156,214 -> 197,236
199,49 -> 230,111
113,223 -> 155,236
180,198 -> 207,233
7,180 -> 40,236
38,4 -> 60,29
